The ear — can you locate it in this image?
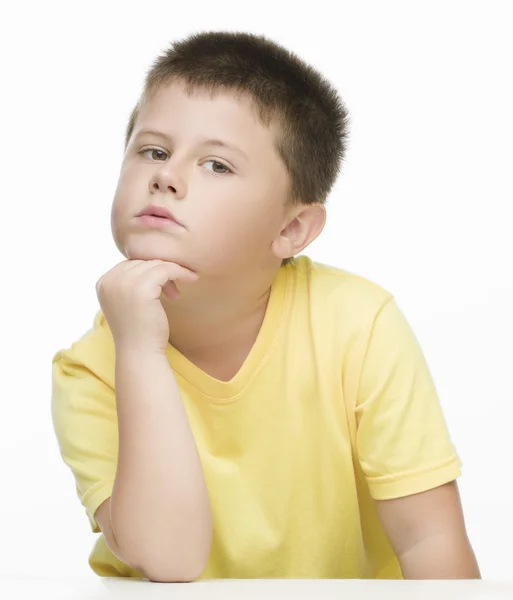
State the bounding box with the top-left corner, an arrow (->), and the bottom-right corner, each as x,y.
271,203 -> 326,260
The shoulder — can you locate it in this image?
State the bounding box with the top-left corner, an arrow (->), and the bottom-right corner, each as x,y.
291,255 -> 394,323
52,310 -> 115,389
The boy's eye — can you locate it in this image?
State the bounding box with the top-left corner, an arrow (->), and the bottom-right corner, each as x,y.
203,160 -> 231,174
138,148 -> 232,174
140,148 -> 167,161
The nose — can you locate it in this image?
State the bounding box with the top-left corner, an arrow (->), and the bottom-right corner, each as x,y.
151,180 -> 176,193
149,163 -> 185,198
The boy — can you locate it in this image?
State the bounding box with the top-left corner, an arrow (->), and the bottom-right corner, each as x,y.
51,30 -> 480,582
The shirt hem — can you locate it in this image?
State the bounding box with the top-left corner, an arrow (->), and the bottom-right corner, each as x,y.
368,457 -> 462,500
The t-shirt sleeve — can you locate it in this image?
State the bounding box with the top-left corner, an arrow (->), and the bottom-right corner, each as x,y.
51,349 -> 118,533
355,296 -> 462,501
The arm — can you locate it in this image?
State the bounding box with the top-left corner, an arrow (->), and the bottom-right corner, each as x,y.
353,297 -> 478,577
376,480 -> 481,579
105,349 -> 212,582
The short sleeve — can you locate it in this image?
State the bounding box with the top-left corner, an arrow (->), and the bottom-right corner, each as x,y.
355,296 -> 462,500
51,349 -> 118,532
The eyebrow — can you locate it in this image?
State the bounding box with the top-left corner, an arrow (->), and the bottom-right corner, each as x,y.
133,128 -> 249,162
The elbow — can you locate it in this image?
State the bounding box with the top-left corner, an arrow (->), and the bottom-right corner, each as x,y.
139,559 -> 207,583
109,538 -> 209,583
142,568 -> 201,583
113,511 -> 213,583
134,536 -> 212,583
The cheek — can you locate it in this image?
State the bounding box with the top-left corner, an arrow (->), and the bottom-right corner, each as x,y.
195,204 -> 265,242
110,182 -> 135,248
110,197 -> 125,236
113,166 -> 142,205
111,172 -> 142,223
196,208 -> 277,269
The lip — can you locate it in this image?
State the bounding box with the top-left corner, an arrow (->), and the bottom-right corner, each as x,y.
136,204 -> 183,226
136,214 -> 183,229
137,204 -> 183,227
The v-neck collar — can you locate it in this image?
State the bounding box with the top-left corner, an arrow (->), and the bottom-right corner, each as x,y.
165,263 -> 293,402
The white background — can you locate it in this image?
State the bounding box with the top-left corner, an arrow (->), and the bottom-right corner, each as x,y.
1,0 -> 511,581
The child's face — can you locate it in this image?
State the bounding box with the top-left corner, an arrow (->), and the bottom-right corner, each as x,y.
111,80 -> 293,275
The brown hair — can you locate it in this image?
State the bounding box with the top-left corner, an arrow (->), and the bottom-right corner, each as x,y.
124,31 -> 350,267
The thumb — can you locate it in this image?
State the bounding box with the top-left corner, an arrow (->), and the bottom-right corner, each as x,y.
162,280 -> 180,299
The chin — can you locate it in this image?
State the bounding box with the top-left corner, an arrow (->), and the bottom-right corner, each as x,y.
123,240 -> 196,270
120,237 -> 172,259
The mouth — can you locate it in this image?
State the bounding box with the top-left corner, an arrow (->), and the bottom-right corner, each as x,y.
136,204 -> 184,228
137,204 -> 181,222
136,214 -> 183,229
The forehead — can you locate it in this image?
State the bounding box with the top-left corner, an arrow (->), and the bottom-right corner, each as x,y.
136,81 -> 279,155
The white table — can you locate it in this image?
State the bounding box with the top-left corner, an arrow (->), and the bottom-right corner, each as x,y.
1,576 -> 512,599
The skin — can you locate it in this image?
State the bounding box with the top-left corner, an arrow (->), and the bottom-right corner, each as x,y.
376,481 -> 481,579
110,79 -> 326,371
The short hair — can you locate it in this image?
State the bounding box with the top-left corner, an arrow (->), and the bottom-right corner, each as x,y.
124,31 -> 350,267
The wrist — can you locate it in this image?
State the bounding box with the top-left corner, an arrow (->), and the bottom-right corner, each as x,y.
115,345 -> 169,364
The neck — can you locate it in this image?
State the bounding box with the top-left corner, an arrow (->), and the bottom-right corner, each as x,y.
161,269 -> 277,358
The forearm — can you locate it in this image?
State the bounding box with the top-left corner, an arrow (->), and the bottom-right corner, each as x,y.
110,349 -> 212,579
398,533 -> 481,579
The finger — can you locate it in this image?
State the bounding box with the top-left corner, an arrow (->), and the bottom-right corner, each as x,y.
125,259 -> 198,280
96,260 -> 143,289
137,264 -> 196,298
161,280 -> 180,299
112,259 -> 162,285
148,260 -> 199,281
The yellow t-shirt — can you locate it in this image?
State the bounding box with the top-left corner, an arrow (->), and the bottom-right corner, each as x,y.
51,255 -> 462,579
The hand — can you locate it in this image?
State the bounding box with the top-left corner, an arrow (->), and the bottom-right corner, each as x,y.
95,259 -> 199,354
